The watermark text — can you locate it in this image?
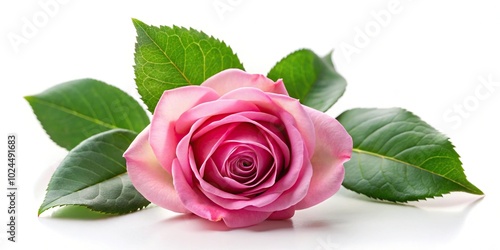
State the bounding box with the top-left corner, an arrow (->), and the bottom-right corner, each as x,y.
7,0 -> 70,53
6,134 -> 17,243
443,74 -> 498,129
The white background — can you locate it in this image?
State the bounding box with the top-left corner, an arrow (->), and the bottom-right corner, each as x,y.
1,0 -> 500,249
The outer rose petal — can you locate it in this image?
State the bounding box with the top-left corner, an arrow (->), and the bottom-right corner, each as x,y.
222,209 -> 272,228
202,68 -> 288,96
268,207 -> 295,220
295,107 -> 353,209
268,93 -> 316,157
124,126 -> 189,213
150,86 -> 219,173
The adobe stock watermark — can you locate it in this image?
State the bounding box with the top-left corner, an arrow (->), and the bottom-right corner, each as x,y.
314,234 -> 342,250
443,74 -> 498,129
338,0 -> 414,63
213,0 -> 243,21
7,0 -> 70,53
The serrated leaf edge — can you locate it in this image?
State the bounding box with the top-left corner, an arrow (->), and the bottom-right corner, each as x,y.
38,129 -> 149,216
24,78 -> 149,150
340,107 -> 484,202
132,18 -> 244,113
351,148 -> 483,194
39,203 -> 151,217
132,18 -> 244,85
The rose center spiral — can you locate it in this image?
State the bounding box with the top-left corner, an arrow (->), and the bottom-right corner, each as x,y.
225,147 -> 258,184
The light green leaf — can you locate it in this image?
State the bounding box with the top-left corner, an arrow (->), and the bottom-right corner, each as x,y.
267,49 -> 347,112
337,108 -> 483,202
133,18 -> 244,112
50,205 -> 114,219
38,129 -> 150,215
25,78 -> 150,150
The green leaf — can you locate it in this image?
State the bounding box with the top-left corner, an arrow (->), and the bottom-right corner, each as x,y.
337,108 -> 483,202
133,18 -> 244,112
267,49 -> 347,112
50,205 -> 114,219
25,78 -> 150,150
38,129 -> 150,215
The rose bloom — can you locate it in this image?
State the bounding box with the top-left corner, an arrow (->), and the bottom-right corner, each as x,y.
124,69 -> 352,228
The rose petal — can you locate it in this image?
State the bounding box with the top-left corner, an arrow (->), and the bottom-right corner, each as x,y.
175,99 -> 260,135
172,159 -> 271,228
245,143 -> 313,213
202,69 -> 288,96
268,93 -> 316,157
202,158 -> 252,195
189,111 -> 290,194
268,207 -> 295,220
150,86 -> 219,174
172,158 -> 228,221
295,107 -> 352,209
195,124 -> 238,177
124,126 -> 189,213
204,125 -> 310,211
221,88 -> 316,158
181,112 -> 297,210
222,209 -> 272,228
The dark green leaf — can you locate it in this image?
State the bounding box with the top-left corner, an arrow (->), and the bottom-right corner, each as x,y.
25,79 -> 150,150
133,18 -> 244,112
267,49 -> 347,112
337,108 -> 483,202
38,129 -> 150,215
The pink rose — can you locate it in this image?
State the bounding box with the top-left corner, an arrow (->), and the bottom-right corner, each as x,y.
124,69 -> 352,228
